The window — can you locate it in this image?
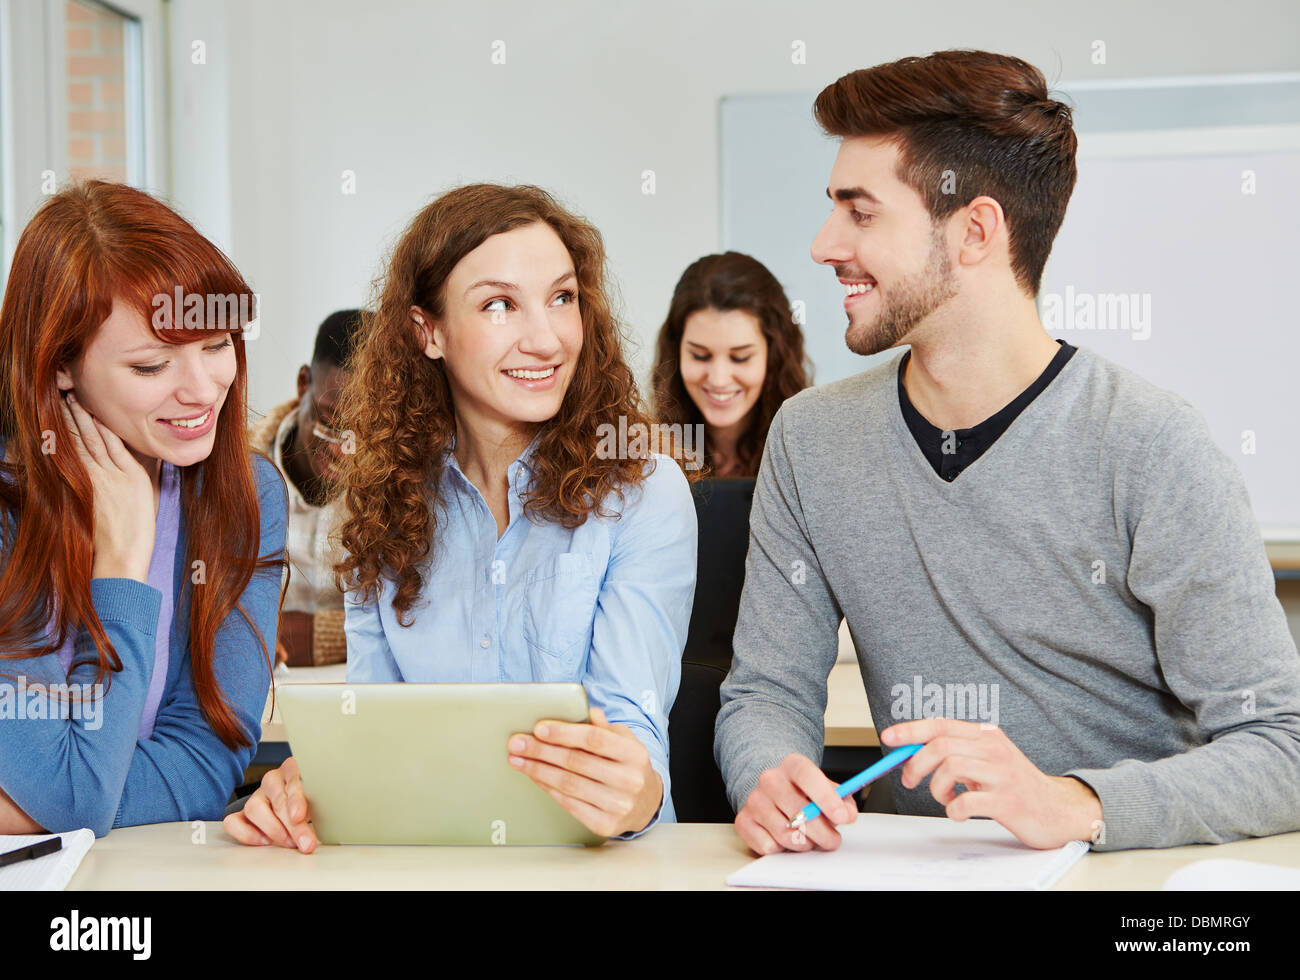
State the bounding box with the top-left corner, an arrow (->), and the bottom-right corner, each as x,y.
0,0 -> 164,288
65,0 -> 139,184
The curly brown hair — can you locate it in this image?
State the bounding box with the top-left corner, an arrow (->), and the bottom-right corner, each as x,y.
332,184 -> 656,625
651,252 -> 812,477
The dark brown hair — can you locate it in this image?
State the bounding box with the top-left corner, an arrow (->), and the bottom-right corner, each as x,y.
332,184 -> 656,625
814,49 -> 1078,296
651,251 -> 811,477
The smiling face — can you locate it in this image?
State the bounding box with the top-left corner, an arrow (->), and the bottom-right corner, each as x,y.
55,299 -> 236,472
413,221 -> 583,435
679,308 -> 767,434
811,135 -> 959,356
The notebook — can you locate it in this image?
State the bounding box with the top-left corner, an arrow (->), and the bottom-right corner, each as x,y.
0,830 -> 95,891
726,813 -> 1088,890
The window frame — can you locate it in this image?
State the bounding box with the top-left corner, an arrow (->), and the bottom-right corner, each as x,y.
0,0 -> 168,289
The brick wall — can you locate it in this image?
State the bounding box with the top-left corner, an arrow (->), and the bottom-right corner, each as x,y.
65,0 -> 127,183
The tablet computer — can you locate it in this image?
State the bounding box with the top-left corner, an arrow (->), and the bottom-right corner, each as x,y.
277,682 -> 607,846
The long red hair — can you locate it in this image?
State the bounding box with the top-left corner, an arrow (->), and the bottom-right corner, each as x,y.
0,181 -> 285,749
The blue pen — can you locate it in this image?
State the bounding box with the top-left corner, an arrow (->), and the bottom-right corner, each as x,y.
787,743 -> 924,830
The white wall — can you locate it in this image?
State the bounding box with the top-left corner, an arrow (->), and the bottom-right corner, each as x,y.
167,0 -> 232,255
166,0 -> 1300,418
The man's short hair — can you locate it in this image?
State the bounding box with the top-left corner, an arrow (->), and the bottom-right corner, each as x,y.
814,50 -> 1078,296
311,308 -> 365,370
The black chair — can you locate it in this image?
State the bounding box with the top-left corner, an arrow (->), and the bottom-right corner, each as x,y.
682,478 -> 755,670
223,784 -> 257,817
668,659 -> 735,822
670,477 -> 886,818
668,478 -> 756,821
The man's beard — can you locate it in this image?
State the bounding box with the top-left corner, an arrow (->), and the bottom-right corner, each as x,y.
845,223 -> 958,356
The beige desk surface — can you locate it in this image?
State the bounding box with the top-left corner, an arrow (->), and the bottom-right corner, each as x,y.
67,820 -> 1300,891
261,660 -> 878,747
1266,540 -> 1300,570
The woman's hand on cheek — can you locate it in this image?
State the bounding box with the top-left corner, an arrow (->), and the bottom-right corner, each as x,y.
62,392 -> 156,583
507,707 -> 663,838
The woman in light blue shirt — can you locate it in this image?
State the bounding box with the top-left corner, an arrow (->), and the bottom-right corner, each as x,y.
226,184 -> 697,849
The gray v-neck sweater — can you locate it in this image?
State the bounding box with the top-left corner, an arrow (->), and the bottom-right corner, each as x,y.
715,345 -> 1300,850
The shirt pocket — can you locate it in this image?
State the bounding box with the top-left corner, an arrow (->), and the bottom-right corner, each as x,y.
522,552 -> 599,679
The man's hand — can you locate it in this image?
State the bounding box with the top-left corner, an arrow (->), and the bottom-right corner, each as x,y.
734,753 -> 858,855
881,718 -> 1104,849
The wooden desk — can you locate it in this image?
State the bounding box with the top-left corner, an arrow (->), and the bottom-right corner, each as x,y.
67,821 -> 1300,891
825,662 -> 876,746
260,663 -> 877,747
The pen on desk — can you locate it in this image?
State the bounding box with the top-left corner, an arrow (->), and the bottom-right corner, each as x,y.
0,835 -> 62,869
787,743 -> 924,830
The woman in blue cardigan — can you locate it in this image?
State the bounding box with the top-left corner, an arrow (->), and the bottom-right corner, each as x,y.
0,181 -> 287,837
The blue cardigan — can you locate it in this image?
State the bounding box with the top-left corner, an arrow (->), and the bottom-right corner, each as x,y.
0,447 -> 287,836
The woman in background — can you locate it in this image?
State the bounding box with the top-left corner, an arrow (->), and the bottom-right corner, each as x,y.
651,252 -> 812,477
0,181 -> 287,836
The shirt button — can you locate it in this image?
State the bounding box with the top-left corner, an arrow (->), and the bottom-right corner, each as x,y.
480,634 -> 491,648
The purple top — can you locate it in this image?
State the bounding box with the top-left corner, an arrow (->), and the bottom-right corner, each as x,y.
56,460 -> 182,740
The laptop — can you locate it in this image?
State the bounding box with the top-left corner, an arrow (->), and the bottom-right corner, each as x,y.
277,682 -> 607,846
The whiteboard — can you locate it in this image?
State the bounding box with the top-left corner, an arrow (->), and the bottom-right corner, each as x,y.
720,76 -> 1300,537
1041,144 -> 1300,536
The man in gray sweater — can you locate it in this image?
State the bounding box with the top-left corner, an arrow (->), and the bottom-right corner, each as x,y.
715,50 -> 1300,853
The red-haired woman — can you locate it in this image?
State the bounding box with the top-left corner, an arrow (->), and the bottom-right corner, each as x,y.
651,252 -> 812,477
225,184 -> 697,849
0,181 -> 288,836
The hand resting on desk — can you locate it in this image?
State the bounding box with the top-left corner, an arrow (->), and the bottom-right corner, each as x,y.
224,755 -> 316,850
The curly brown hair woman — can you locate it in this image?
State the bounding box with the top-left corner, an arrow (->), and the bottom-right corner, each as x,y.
651,252 -> 812,477
226,184 -> 698,848
333,184 -> 673,618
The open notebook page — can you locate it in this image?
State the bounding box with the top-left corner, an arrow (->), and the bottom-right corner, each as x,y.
0,829 -> 95,891
727,813 -> 1088,890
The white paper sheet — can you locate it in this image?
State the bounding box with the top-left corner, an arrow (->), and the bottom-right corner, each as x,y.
726,813 -> 1088,890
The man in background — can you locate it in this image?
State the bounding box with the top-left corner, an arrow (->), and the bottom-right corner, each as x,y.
249,309 -> 363,666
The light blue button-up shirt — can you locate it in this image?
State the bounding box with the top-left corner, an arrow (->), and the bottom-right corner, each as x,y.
343,439 -> 697,834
